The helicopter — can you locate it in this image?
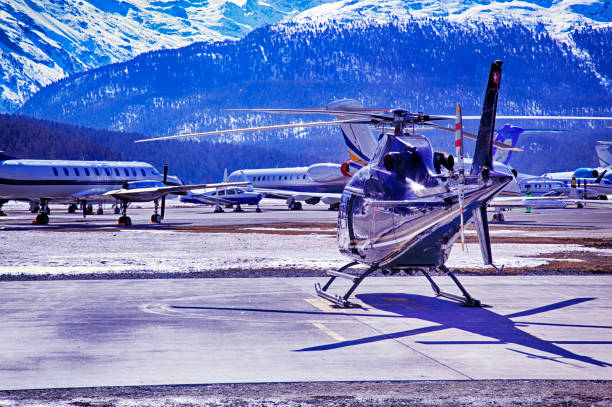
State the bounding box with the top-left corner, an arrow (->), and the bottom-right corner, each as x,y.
136,60 -> 576,308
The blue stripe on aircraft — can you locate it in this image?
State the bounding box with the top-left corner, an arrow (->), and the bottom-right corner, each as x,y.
341,130 -> 370,162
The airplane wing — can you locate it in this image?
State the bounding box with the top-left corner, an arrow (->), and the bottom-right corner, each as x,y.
104,182 -> 247,202
489,196 -> 612,208
255,187 -> 342,205
71,187 -> 118,201
182,195 -> 236,206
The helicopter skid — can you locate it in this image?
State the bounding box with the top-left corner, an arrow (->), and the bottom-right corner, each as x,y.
315,261 -> 377,308
420,266 -> 489,308
315,261 -> 488,308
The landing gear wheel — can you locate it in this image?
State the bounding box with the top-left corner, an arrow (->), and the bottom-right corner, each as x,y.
214,207 -> 224,213
96,208 -> 104,215
85,205 -> 93,215
498,213 -> 505,222
577,202 -> 584,208
289,201 -> 302,210
151,214 -> 162,223
31,205 -> 40,213
114,207 -> 120,214
36,213 -> 49,225
0,210 -> 5,216
118,216 -> 132,226
256,207 -> 262,213
68,204 -> 77,213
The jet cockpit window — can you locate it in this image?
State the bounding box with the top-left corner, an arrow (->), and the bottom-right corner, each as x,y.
52,167 -> 58,176
63,167 -> 69,176
84,168 -> 90,176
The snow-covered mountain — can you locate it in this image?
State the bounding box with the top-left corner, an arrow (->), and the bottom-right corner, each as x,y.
291,0 -> 612,39
0,0 -> 331,112
1,0 -> 611,113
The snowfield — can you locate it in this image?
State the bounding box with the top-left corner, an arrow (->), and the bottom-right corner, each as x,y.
1,228 -> 609,277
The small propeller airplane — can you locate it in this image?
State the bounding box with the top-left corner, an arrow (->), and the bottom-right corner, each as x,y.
137,60 -> 612,308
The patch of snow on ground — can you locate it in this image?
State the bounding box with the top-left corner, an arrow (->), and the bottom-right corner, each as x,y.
1,229 -> 609,276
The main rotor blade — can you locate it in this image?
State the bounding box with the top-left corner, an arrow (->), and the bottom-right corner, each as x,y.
437,115 -> 612,121
226,107 -> 394,121
426,123 -> 522,151
134,119 -> 370,143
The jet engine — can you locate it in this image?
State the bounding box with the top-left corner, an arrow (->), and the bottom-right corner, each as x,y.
306,163 -> 345,182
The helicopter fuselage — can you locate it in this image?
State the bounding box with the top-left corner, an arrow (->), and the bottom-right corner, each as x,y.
337,133 -> 512,269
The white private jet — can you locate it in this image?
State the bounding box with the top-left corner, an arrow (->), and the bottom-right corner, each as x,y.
0,152 -> 244,225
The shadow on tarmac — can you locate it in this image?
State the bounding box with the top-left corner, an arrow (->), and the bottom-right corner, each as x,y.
294,294 -> 612,367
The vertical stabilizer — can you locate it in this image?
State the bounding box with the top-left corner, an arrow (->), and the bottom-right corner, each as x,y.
492,124 -> 523,165
326,99 -> 377,165
471,60 -> 502,175
596,141 -> 612,168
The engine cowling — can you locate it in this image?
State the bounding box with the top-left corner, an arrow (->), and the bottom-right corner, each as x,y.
306,163 -> 344,182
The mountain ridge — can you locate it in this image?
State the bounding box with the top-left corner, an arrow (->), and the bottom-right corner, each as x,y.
2,0 -> 611,112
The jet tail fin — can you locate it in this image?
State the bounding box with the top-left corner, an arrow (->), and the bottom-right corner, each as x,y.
326,99 -> 377,165
471,60 -> 503,176
492,125 -> 522,165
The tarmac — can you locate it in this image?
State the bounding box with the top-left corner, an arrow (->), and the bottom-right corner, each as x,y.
0,276 -> 610,390
0,200 -> 611,394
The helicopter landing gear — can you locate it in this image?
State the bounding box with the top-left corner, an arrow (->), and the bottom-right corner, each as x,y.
315,261 -> 375,308
315,262 -> 487,308
420,265 -> 488,307
117,200 -> 132,226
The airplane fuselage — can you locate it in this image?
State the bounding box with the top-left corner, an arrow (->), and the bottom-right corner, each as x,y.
0,159 -> 168,202
228,165 -> 345,195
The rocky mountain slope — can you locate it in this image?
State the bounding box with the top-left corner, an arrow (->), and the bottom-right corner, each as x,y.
2,1 -> 611,113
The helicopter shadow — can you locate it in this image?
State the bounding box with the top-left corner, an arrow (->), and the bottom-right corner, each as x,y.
296,293 -> 612,368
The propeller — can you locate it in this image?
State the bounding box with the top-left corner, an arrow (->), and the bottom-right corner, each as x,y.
455,104 -> 466,252
161,163 -> 168,219
595,169 -> 608,184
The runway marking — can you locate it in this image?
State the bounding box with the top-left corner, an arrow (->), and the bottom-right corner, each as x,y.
304,298 -> 337,313
313,322 -> 346,341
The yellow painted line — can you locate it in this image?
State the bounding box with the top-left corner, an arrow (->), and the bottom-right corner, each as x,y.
313,322 -> 346,341
304,298 -> 336,313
